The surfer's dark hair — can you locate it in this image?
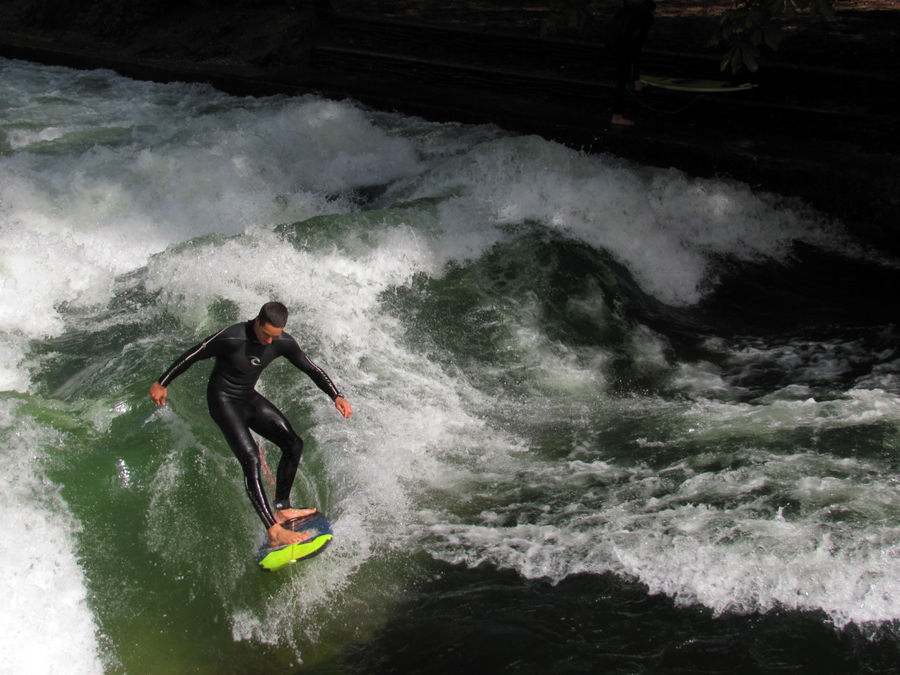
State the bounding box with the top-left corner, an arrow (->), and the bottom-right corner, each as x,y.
258,301 -> 288,328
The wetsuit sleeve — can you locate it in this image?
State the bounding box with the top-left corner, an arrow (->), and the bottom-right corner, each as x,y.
281,337 -> 343,400
157,326 -> 229,387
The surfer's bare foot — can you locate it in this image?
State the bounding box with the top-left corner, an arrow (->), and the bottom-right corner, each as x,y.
268,522 -> 311,548
275,507 -> 317,523
611,114 -> 635,126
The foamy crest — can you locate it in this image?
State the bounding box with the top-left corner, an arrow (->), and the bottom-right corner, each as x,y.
609,449 -> 900,628
682,387 -> 900,441
384,135 -> 848,306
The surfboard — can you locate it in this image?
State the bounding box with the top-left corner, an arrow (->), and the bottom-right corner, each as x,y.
640,75 -> 756,93
257,512 -> 333,571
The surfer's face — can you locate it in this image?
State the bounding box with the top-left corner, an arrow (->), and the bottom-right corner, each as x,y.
254,319 -> 283,345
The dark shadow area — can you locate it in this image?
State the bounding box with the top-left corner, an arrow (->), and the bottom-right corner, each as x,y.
313,560 -> 900,674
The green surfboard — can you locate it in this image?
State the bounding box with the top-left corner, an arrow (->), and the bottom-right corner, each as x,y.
257,512 -> 333,571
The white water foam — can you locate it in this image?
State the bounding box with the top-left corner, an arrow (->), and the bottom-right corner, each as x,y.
380,134 -> 851,306
0,399 -> 103,674
0,59 -> 429,392
420,384 -> 900,628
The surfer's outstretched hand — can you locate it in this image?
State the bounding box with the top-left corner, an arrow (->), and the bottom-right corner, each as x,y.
335,396 -> 352,419
150,382 -> 167,405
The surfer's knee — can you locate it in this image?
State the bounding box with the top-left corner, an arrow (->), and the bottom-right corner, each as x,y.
284,435 -> 303,462
225,435 -> 262,478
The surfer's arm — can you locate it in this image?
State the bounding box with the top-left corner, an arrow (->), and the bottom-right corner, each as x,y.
149,341 -> 208,405
151,326 -> 230,402
282,337 -> 351,417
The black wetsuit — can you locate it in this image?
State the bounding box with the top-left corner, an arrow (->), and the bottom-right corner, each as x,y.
157,320 -> 342,529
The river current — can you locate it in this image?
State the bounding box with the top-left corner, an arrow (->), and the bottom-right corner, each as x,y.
1,57 -> 899,673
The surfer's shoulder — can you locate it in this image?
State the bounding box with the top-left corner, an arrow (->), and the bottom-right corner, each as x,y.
215,322 -> 248,341
274,330 -> 302,352
198,322 -> 248,349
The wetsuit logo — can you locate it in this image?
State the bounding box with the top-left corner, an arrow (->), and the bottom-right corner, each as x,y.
249,357 -> 262,366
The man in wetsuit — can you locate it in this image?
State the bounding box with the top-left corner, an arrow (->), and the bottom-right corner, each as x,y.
149,301 -> 352,548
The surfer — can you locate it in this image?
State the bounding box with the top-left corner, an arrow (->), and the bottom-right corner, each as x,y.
608,0 -> 656,126
149,301 -> 352,548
